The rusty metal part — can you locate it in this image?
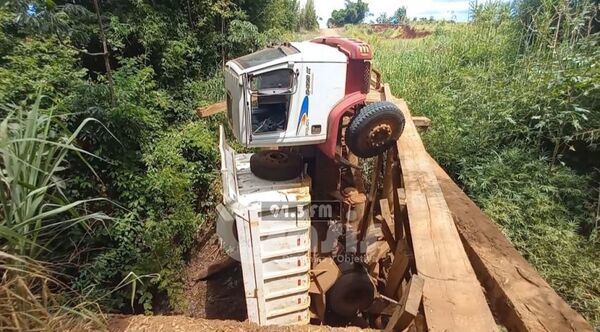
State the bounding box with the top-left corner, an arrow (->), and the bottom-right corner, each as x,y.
368,123 -> 393,148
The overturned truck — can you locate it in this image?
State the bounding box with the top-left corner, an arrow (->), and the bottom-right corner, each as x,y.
203,37 -> 594,331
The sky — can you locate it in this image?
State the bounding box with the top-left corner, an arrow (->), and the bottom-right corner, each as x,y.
301,0 -> 472,28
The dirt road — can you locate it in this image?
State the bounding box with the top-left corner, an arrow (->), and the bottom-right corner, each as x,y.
320,28 -> 341,36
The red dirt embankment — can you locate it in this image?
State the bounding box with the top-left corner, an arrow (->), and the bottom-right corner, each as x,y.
369,24 -> 431,39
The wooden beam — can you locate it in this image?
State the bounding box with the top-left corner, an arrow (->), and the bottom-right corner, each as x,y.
384,274 -> 425,332
431,157 -> 594,332
196,101 -> 226,117
382,149 -> 395,211
383,239 -> 410,299
359,154 -> 383,241
385,84 -> 498,332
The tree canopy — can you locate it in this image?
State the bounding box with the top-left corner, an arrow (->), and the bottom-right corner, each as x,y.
328,0 -> 369,27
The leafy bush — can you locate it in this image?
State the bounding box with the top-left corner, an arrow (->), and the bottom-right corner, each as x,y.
0,38 -> 86,106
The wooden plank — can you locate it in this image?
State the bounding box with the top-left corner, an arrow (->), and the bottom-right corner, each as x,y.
384,274 -> 425,332
382,149 -> 395,211
196,101 -> 226,117
378,198 -> 396,251
383,240 -> 410,298
393,174 -> 405,241
431,157 -> 594,332
385,84 -> 498,332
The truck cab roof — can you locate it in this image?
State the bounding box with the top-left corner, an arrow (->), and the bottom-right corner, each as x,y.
228,41 -> 347,75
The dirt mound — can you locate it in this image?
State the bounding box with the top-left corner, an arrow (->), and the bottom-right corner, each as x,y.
393,25 -> 431,39
368,24 -> 431,39
370,23 -> 397,33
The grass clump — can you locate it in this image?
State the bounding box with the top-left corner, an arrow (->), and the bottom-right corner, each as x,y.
0,97 -> 107,330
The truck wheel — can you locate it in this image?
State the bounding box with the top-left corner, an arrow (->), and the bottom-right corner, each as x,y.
347,101 -> 405,158
250,150 -> 303,181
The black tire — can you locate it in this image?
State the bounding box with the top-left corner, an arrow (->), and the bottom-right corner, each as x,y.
347,101 -> 405,158
250,150 -> 303,181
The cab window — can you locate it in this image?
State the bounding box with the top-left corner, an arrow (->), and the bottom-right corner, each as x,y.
249,69 -> 295,134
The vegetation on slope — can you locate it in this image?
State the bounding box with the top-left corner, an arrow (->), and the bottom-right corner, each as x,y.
347,1 -> 600,326
0,0 -> 318,328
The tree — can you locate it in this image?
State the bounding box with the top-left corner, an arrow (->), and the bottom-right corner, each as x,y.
376,12 -> 391,24
299,0 -> 318,31
329,0 -> 369,27
393,6 -> 407,24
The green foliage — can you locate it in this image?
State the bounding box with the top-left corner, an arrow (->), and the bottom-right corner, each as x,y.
0,0 -> 301,318
0,37 -> 85,106
375,7 -> 407,25
347,0 -> 600,326
461,148 -> 600,323
329,0 -> 370,27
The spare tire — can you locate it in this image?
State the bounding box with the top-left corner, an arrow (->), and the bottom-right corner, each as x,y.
347,101 -> 405,158
250,150 -> 303,181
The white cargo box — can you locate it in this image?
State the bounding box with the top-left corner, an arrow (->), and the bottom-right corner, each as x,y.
217,126 -> 312,326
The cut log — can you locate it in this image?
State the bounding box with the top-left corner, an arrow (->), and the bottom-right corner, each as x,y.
431,157 -> 594,332
384,274 -> 425,332
197,101 -> 226,117
412,116 -> 431,129
385,84 -> 498,332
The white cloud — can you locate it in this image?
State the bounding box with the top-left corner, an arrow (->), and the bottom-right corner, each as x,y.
303,0 -> 472,28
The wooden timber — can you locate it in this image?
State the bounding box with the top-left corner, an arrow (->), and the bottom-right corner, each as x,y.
385,84 -> 498,331
197,101 -> 226,118
431,158 -> 594,332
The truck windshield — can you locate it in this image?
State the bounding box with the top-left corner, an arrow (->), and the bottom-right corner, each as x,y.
233,46 -> 299,69
250,69 -> 294,94
250,69 -> 295,134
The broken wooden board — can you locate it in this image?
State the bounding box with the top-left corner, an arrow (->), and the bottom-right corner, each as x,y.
386,85 -> 498,332
431,158 -> 594,332
197,101 -> 226,117
384,274 -> 425,332
309,257 -> 341,294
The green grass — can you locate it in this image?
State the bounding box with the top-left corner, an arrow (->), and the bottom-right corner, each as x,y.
345,15 -> 600,328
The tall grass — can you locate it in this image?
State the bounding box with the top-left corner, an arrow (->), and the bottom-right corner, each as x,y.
0,96 -> 109,330
346,0 -> 600,327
